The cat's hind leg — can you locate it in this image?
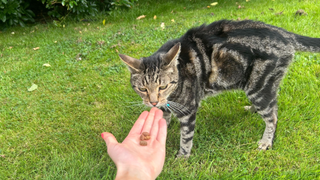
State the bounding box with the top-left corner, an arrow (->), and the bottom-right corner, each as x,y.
245,54 -> 292,150
257,105 -> 278,150
247,91 -> 278,150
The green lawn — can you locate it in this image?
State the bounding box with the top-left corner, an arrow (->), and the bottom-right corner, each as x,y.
1,0 -> 320,179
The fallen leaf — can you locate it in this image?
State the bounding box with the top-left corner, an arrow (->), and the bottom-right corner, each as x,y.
33,47 -> 40,50
79,31 -> 82,34
275,11 -> 283,15
207,6 -> 210,8
28,84 -> 38,92
171,19 -> 175,22
43,63 -> 51,67
75,53 -> 82,60
103,19 -> 106,25
136,15 -> 146,20
97,41 -> 105,46
210,2 -> 218,6
160,22 -> 165,30
9,46 -> 13,49
295,9 -> 307,16
0,155 -> 5,158
154,15 -> 157,20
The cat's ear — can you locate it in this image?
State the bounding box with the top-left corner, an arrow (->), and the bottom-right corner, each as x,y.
163,42 -> 181,67
119,54 -> 141,73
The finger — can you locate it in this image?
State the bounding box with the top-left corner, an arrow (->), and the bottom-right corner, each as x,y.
150,109 -> 163,138
141,107 -> 158,133
128,111 -> 149,136
101,132 -> 118,147
156,118 -> 167,145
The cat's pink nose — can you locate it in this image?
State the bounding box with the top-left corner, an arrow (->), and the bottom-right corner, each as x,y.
151,102 -> 158,106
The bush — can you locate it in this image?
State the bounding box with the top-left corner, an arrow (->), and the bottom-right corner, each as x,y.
0,0 -> 137,28
43,0 -> 137,18
40,0 -> 99,19
0,0 -> 35,27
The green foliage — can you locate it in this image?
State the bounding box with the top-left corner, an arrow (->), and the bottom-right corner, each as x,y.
0,0 -> 137,27
39,0 -> 98,18
39,0 -> 137,19
0,0 -> 35,27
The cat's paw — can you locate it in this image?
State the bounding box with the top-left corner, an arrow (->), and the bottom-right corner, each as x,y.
244,106 -> 257,113
258,139 -> 272,150
175,151 -> 190,159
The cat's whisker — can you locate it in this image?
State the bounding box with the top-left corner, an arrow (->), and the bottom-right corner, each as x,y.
168,101 -> 191,116
165,106 -> 174,114
123,101 -> 145,108
124,101 -> 143,104
167,102 -> 188,116
123,105 -> 144,108
165,103 -> 178,114
124,104 -> 144,107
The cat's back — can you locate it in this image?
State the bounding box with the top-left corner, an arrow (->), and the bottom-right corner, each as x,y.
183,19 -> 291,44
179,19 -> 296,62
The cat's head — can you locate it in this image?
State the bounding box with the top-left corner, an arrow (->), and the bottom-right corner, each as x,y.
119,43 -> 181,107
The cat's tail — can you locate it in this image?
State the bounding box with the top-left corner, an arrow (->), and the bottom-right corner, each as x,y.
293,34 -> 320,53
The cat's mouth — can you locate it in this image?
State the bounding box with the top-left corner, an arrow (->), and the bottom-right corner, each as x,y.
145,101 -> 167,108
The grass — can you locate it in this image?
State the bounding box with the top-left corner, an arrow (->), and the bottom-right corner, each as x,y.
1,0 -> 320,179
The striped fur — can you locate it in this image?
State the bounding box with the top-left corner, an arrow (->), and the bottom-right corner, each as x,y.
119,20 -> 320,157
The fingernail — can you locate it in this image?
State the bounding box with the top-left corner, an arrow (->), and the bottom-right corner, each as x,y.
101,133 -> 104,138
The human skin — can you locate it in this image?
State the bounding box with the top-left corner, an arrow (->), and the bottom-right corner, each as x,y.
101,108 -> 167,180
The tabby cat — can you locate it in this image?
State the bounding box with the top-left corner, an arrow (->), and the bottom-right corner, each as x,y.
119,20 -> 320,158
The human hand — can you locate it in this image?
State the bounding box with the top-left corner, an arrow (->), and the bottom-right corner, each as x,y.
101,107 -> 167,180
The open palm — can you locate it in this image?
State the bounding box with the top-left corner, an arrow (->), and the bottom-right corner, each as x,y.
101,108 -> 167,180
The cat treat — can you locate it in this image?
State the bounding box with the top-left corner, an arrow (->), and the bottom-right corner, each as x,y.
139,141 -> 148,146
139,132 -> 150,146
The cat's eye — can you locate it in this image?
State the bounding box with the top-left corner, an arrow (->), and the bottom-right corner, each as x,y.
138,87 -> 147,92
159,85 -> 168,90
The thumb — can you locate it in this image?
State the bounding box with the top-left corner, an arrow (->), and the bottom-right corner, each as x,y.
101,132 -> 118,147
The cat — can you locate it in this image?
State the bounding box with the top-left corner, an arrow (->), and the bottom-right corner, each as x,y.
119,20 -> 320,158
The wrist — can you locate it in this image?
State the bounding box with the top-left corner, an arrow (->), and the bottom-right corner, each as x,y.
115,164 -> 155,180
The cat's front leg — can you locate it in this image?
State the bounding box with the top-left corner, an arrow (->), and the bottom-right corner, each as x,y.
159,107 -> 172,126
163,110 -> 172,126
176,112 -> 197,158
